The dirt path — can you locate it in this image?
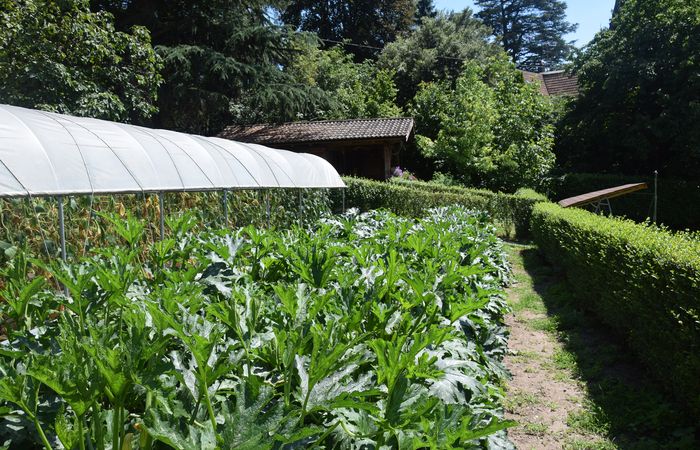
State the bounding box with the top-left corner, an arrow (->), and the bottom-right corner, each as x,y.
502,244 -> 611,450
502,243 -> 698,449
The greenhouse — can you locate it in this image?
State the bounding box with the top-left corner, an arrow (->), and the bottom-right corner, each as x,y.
0,104 -> 345,259
0,104 -> 345,197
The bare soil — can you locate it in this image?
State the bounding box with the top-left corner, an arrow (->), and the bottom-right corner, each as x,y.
502,245 -> 602,449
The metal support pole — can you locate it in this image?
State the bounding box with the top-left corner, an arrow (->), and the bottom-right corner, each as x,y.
222,190 -> 229,227
653,170 -> 658,224
158,192 -> 165,240
57,195 -> 66,262
342,189 -> 346,213
57,195 -> 69,296
265,190 -> 271,227
298,189 -> 303,226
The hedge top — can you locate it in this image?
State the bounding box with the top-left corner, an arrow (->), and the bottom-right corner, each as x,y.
533,202 -> 700,271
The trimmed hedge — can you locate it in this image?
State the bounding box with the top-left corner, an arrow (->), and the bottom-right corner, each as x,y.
531,202 -> 700,415
548,173 -> 700,230
339,177 -> 543,237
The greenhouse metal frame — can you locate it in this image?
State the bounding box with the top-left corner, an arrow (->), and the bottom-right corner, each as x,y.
0,104 -> 346,262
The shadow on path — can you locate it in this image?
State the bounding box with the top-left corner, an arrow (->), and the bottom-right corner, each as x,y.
519,246 -> 698,449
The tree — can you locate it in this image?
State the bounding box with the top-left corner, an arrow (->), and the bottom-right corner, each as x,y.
415,0 -> 437,24
378,10 -> 499,106
91,0 -> 328,134
475,0 -> 577,72
285,46 -> 402,121
0,0 -> 161,123
280,0 -> 416,60
556,0 -> 700,179
412,56 -> 555,191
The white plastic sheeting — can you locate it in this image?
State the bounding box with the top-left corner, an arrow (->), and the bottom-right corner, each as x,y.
0,104 -> 345,197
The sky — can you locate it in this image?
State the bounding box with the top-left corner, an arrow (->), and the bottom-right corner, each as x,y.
433,0 -> 616,47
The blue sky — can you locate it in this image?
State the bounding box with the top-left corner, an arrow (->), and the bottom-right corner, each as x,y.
433,0 -> 616,47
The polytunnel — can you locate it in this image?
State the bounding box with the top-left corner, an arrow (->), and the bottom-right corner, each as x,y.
0,104 -> 345,197
0,104 -> 345,265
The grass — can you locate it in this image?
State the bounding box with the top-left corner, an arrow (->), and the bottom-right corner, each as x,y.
504,389 -> 541,411
505,243 -> 699,449
528,315 -> 559,332
567,402 -> 611,436
564,437 -> 618,450
511,292 -> 547,314
523,422 -> 549,436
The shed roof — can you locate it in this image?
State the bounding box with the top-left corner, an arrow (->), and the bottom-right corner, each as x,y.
541,71 -> 579,96
218,117 -> 415,145
522,70 -> 579,96
0,104 -> 345,198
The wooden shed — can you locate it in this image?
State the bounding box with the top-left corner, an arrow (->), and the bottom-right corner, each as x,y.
218,118 -> 415,180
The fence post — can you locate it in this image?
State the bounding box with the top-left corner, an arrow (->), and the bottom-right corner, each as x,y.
57,195 -> 69,296
222,190 -> 229,227
298,189 -> 303,226
57,195 -> 66,262
653,170 -> 658,224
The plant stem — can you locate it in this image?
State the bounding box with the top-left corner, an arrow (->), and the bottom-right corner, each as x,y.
202,383 -> 218,435
112,405 -> 121,450
32,415 -> 53,450
85,414 -> 95,450
189,392 -> 202,426
26,385 -> 52,450
78,415 -> 86,450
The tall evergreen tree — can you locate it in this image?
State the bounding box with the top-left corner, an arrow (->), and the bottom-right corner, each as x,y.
474,0 -> 577,72
91,0 -> 329,134
415,0 -> 437,24
280,0 -> 416,60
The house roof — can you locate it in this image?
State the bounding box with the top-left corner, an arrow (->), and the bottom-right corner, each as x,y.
218,117 -> 415,145
541,71 -> 579,96
522,70 -> 579,96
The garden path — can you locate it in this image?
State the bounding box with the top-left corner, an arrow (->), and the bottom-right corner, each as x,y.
503,244 -> 612,449
502,243 -> 698,449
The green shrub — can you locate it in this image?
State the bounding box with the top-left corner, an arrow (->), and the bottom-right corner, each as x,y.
348,177 -> 543,237
336,177 -> 490,218
547,173 -> 700,231
514,188 -> 548,202
531,202 -> 700,415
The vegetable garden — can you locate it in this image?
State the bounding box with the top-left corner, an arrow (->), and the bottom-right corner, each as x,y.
0,206 -> 515,449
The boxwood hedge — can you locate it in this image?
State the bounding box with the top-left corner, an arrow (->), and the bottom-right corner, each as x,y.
531,202 -> 700,414
339,177 -> 542,237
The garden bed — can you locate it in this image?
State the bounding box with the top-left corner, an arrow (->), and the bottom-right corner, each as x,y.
1,206 -> 514,449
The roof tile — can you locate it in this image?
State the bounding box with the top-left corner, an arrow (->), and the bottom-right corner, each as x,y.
218,117 -> 414,144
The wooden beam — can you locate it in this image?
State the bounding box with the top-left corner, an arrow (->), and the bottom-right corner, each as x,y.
558,183 -> 648,208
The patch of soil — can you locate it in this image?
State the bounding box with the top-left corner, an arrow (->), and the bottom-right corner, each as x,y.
502,256 -> 594,449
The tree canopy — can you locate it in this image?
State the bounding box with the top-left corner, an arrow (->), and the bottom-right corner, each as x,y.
280,0 -> 415,60
378,10 -> 499,106
415,0 -> 437,24
288,46 -> 402,120
557,0 -> 700,179
91,0 -> 329,134
412,56 -> 555,191
475,0 -> 577,72
0,0 -> 161,123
